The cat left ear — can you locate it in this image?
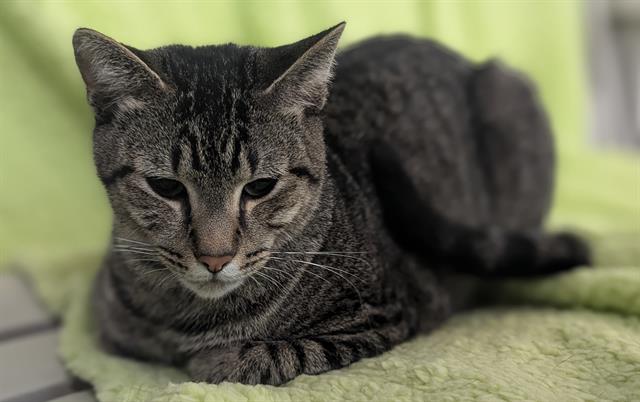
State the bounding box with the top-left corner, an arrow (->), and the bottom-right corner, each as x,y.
260,22 -> 345,114
72,28 -> 168,117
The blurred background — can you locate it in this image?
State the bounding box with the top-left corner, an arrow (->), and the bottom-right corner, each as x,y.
1,1 -> 638,268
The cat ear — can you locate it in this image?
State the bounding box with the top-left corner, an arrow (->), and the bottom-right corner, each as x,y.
261,22 -> 345,114
72,28 -> 167,116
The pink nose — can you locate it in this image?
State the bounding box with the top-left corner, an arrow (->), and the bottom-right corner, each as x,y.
198,255 -> 233,273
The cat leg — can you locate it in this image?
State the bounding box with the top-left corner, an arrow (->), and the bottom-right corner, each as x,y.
186,323 -> 410,385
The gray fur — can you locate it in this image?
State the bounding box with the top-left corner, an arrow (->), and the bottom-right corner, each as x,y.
73,23 -> 590,385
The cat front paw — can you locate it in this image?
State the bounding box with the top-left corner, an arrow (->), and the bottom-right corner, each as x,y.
186,345 -> 243,384
186,341 -> 292,385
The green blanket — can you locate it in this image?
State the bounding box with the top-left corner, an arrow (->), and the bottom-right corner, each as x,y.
21,247 -> 640,402
2,2 -> 639,401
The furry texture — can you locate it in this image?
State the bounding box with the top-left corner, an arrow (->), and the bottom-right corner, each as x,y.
23,254 -> 640,402
72,24 -> 590,385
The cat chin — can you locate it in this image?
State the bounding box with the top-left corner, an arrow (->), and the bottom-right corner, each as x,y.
180,278 -> 244,300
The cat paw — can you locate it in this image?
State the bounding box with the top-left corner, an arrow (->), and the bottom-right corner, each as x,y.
186,345 -> 242,384
186,342 -> 285,385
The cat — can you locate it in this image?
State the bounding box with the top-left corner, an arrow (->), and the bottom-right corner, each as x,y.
72,22 -> 590,385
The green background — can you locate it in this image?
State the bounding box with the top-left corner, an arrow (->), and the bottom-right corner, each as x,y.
2,3 -> 639,401
1,1 -> 638,267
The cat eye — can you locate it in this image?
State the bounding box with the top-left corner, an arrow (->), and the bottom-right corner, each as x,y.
146,177 -> 187,200
243,178 -> 277,199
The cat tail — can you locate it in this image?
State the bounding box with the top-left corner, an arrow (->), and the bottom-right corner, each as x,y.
429,226 -> 591,278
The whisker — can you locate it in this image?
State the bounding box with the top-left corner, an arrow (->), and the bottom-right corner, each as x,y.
114,246 -> 155,252
114,243 -> 153,248
273,251 -> 371,255
269,257 -> 362,281
138,267 -> 170,278
154,271 -> 178,289
156,274 -> 171,289
259,270 -> 288,293
254,270 -> 287,293
270,251 -> 373,268
113,249 -> 157,256
115,237 -> 152,246
269,264 -> 333,287
253,271 -> 276,290
127,258 -> 160,264
271,257 -> 364,309
247,275 -> 261,289
261,265 -> 302,285
243,255 -> 269,270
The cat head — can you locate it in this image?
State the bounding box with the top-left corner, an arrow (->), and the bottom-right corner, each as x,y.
73,23 -> 345,299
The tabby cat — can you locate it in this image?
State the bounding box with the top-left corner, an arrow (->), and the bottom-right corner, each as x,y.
72,22 -> 590,385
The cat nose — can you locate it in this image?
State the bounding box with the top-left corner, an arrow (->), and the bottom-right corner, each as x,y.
198,255 -> 233,273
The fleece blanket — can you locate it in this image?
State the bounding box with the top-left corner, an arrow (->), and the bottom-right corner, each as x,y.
19,238 -> 640,402
2,2 -> 639,402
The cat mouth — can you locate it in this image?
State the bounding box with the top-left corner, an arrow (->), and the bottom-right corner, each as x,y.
180,275 -> 244,299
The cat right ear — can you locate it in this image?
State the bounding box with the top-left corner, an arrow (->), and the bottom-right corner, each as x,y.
259,22 -> 345,115
72,28 -> 167,117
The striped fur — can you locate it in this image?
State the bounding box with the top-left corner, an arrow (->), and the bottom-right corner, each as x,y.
74,24 -> 589,385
